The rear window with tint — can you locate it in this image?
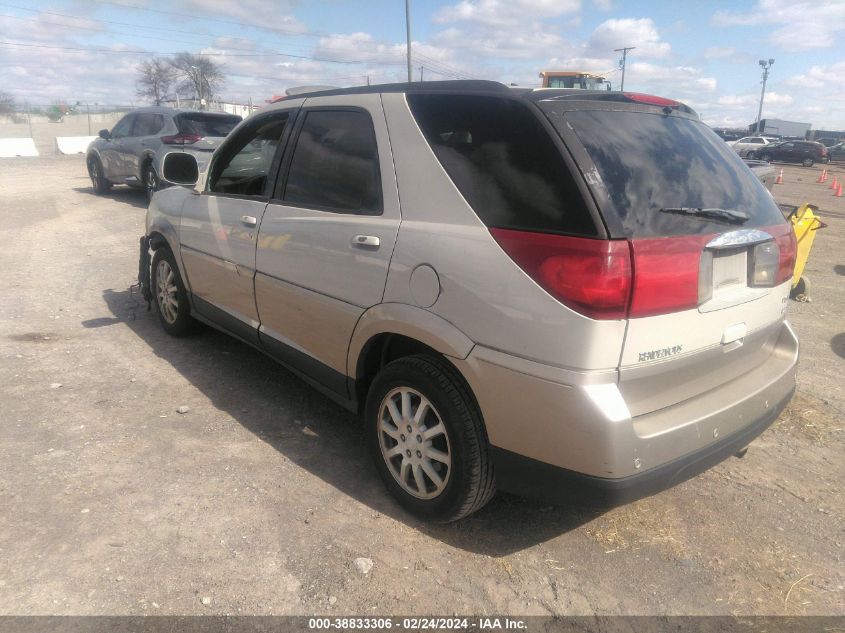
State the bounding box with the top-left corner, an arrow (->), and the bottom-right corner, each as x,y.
176,113 -> 241,137
543,107 -> 786,237
407,94 -> 597,237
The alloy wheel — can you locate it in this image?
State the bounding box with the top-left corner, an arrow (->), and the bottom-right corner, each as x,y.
378,387 -> 451,499
89,160 -> 99,188
155,259 -> 179,324
146,167 -> 158,199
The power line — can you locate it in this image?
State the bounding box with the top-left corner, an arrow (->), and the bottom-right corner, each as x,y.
0,40 -> 411,67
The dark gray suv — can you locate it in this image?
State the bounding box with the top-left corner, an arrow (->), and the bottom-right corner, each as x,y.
86,107 -> 242,201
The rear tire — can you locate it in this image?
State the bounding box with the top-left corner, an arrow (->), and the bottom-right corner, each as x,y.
761,153 -> 772,162
87,155 -> 111,194
746,151 -> 757,159
365,354 -> 495,522
144,163 -> 160,203
151,248 -> 197,337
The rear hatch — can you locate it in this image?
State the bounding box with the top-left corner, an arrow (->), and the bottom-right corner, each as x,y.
537,94 -> 796,416
169,112 -> 242,152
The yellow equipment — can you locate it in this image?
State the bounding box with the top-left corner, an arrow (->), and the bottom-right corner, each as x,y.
786,203 -> 827,298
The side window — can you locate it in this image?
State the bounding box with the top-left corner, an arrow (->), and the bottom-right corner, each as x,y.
133,113 -> 164,136
751,137 -> 764,143
407,93 -> 597,236
111,115 -> 134,139
782,143 -> 794,150
208,114 -> 288,197
283,110 -> 381,214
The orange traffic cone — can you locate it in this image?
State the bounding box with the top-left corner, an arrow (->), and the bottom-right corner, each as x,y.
830,175 -> 839,190
775,168 -> 784,184
817,168 -> 828,183
837,183 -> 843,197
822,169 -> 829,182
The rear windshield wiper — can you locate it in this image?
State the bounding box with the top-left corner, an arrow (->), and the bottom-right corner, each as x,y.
658,207 -> 750,225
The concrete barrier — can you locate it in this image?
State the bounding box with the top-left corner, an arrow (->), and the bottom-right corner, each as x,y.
0,138 -> 39,157
56,136 -> 97,155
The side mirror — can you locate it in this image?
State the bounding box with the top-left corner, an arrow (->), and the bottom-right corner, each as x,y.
162,152 -> 199,187
99,129 -> 111,140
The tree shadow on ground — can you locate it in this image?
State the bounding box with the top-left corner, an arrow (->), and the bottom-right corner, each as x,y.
100,287 -> 602,557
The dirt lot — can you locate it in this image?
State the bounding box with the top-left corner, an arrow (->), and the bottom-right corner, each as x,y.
0,158 -> 843,616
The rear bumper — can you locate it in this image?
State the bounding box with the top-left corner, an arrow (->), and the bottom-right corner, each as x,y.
490,385 -> 793,506
453,320 -> 798,505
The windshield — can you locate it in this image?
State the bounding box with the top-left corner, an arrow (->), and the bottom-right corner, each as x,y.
541,106 -> 786,237
176,113 -> 241,138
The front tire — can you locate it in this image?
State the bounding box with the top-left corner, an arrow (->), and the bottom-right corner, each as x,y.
746,151 -> 757,159
802,157 -> 814,167
761,153 -> 773,162
366,354 -> 495,522
151,248 -> 196,337
87,155 -> 111,194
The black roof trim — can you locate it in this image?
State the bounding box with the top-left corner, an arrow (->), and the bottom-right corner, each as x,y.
284,79 -> 510,100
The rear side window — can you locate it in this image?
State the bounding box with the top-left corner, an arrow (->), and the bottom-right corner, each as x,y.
133,113 -> 164,136
283,110 -> 381,214
176,113 -> 241,137
408,94 -> 596,236
544,108 -> 785,237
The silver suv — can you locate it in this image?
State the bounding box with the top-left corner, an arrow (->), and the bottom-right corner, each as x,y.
140,81 -> 799,522
86,107 -> 241,201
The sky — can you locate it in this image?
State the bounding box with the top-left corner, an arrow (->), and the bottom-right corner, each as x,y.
1,0 -> 844,130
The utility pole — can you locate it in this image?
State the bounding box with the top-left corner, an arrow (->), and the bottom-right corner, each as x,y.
405,0 -> 413,83
755,58 -> 775,135
419,65 -> 424,82
614,46 -> 635,91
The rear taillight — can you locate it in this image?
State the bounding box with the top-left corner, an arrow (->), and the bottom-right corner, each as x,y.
628,235 -> 714,318
489,228 -> 631,319
768,223 -> 797,285
160,134 -> 202,145
491,224 -> 795,321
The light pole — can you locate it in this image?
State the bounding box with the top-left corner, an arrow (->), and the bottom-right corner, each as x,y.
405,0 -> 413,83
755,58 -> 774,135
614,46 -> 635,91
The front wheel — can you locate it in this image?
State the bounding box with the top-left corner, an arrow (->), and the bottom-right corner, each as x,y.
366,354 -> 495,522
151,248 -> 197,337
802,157 -> 815,167
87,155 -> 111,194
746,151 -> 757,159
760,153 -> 772,162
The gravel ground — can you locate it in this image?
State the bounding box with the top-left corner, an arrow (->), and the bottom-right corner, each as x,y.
0,157 -> 843,616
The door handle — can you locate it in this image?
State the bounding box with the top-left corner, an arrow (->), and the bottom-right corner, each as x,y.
241,215 -> 257,227
352,234 -> 380,248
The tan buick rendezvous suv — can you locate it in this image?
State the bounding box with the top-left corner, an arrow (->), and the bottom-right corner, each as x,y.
139,80 -> 799,522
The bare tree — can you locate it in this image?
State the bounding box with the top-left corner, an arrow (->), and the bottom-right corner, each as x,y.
0,91 -> 15,116
170,52 -> 224,109
136,58 -> 177,106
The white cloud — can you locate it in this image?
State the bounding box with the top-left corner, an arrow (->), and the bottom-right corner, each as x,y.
180,0 -> 307,33
588,18 -> 670,59
434,0 -> 580,27
712,0 -> 845,51
704,46 -> 736,59
591,0 -> 613,10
